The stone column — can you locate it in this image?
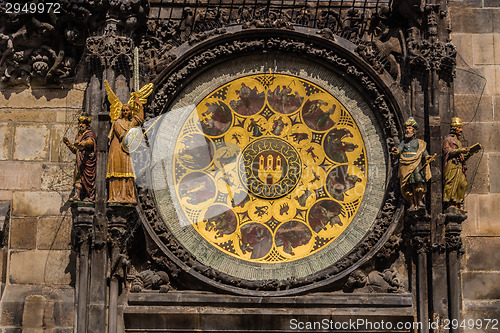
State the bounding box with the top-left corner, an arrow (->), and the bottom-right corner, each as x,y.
406,2 -> 457,329
444,212 -> 466,333
407,211 -> 431,333
107,205 -> 134,333
71,204 -> 94,333
84,15 -> 135,332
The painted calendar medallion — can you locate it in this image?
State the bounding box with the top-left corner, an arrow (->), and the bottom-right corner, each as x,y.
170,74 -> 367,264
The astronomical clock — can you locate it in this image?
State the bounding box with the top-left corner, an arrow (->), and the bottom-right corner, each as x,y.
141,49 -> 398,294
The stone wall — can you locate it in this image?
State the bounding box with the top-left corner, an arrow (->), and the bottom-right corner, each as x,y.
0,84 -> 84,332
449,0 -> 500,328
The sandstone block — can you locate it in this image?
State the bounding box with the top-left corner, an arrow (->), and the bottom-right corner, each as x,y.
483,65 -> 497,95
0,109 -> 56,123
493,34 -> 500,64
0,124 -> 13,161
0,191 -> 13,201
22,295 -> 45,327
466,155 -> 489,195
0,285 -> 74,327
454,65 -> 487,95
472,34 -> 495,65
9,250 -> 72,285
50,125 -> 76,163
462,194 -> 478,236
10,218 -> 37,250
448,0 -> 484,7
465,237 -> 500,271
40,164 -> 73,192
56,109 -> 81,124
13,125 -> 50,161
462,122 -> 500,153
12,191 -> 62,217
463,301 -> 500,333
485,0 -> 500,6
477,194 -> 500,236
494,8 -> 500,32
0,161 -> 41,190
37,215 -> 71,250
494,96 -> 500,122
451,8 -> 494,33
463,272 -> 500,299
451,34 -> 473,65
0,86 -> 85,109
455,94 -> 492,123
490,154 -> 500,193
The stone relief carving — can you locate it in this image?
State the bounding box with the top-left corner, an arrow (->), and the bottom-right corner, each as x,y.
0,0 -> 148,85
344,267 -> 405,293
130,270 -> 171,293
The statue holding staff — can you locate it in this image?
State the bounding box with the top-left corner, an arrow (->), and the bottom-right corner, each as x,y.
63,116 -> 97,202
392,117 -> 432,211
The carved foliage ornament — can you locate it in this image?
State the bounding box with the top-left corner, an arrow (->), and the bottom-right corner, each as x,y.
0,0 -> 148,85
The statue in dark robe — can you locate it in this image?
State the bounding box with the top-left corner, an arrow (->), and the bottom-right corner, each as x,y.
63,116 -> 97,202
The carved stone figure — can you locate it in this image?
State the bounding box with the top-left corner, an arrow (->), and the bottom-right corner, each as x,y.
105,80 -> 154,204
392,117 -> 432,211
63,116 -> 97,202
443,117 -> 481,212
130,270 -> 170,293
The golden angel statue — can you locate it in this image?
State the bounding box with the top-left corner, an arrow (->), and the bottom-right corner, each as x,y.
104,80 -> 154,204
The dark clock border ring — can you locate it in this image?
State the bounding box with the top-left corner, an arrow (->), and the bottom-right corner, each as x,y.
138,30 -> 403,296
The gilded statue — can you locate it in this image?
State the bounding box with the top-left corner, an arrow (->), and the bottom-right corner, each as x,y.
443,117 -> 482,213
104,80 -> 154,204
392,117 -> 433,211
63,116 -> 97,202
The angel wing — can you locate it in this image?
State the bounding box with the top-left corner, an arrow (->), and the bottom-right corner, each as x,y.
104,80 -> 123,123
128,83 -> 154,112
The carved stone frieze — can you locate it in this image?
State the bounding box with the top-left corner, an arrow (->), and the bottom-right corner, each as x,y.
70,204 -> 95,251
444,212 -> 467,253
85,24 -> 134,74
405,210 -> 431,254
107,205 -> 137,251
406,5 -> 456,75
376,234 -> 403,263
355,6 -> 405,81
0,0 -> 148,85
141,3 -> 406,82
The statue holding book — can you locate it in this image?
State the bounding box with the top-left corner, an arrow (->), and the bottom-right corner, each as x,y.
443,117 -> 482,213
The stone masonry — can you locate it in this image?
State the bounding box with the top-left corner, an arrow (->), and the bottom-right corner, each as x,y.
450,0 -> 500,329
0,84 -> 85,332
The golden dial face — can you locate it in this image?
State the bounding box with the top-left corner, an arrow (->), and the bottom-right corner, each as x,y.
173,74 -> 367,263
